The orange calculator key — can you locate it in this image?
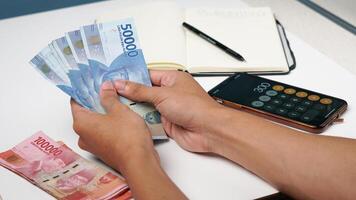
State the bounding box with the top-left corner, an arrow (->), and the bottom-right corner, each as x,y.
296,91 -> 308,98
284,88 -> 296,95
272,85 -> 284,91
308,95 -> 320,101
320,98 -> 333,105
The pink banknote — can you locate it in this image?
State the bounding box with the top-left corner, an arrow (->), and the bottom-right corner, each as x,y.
0,131 -> 132,200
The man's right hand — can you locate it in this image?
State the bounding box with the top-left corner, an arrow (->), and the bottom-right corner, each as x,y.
115,70 -> 356,200
113,70 -> 227,153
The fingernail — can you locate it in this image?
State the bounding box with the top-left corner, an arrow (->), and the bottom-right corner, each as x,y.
114,80 -> 126,92
101,81 -> 114,90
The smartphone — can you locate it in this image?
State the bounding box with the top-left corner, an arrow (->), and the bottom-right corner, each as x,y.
208,73 -> 348,133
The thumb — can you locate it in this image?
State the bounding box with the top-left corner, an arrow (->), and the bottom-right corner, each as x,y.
100,81 -> 122,113
114,79 -> 160,104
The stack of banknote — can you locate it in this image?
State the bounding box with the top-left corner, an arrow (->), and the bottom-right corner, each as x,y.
0,131 -> 132,200
29,18 -> 166,139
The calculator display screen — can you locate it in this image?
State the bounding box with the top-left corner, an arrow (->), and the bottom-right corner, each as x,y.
210,73 -> 346,127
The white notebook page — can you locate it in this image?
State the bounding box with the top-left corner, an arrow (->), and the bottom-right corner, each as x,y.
185,7 -> 289,73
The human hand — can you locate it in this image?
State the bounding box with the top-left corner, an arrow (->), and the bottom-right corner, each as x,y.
70,81 -> 158,172
112,71 -> 228,153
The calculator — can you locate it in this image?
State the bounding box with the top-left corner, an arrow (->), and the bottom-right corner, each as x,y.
208,73 -> 348,133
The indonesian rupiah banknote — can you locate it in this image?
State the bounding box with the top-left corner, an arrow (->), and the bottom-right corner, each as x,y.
29,18 -> 166,139
0,131 -> 132,200
95,19 -> 164,138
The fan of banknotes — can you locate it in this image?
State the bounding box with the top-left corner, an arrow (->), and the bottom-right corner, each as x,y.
0,131 -> 132,200
29,18 -> 166,139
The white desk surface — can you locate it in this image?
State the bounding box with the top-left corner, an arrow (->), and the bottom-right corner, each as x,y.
0,0 -> 355,199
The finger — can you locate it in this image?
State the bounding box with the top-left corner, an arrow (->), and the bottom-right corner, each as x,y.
113,79 -> 160,104
100,81 -> 123,113
149,70 -> 177,87
78,138 -> 89,151
70,99 -> 94,122
71,99 -> 100,137
149,70 -> 168,86
161,116 -> 174,138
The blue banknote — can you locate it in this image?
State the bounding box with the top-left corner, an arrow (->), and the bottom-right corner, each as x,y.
38,46 -> 69,84
80,24 -> 108,95
97,19 -> 151,92
48,43 -> 95,110
30,18 -> 166,139
53,37 -> 79,70
53,37 -> 96,111
34,46 -> 94,109
66,30 -> 103,112
65,30 -> 88,65
97,19 -> 163,133
30,55 -> 89,109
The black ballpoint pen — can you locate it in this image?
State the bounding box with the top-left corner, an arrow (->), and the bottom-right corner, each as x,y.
182,22 -> 246,62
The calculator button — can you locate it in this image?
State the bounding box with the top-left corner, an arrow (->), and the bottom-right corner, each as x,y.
301,115 -> 313,122
314,104 -> 326,110
301,100 -> 313,106
320,98 -> 333,105
263,104 -> 276,112
259,95 -> 271,102
251,101 -> 264,108
272,85 -> 284,91
290,97 -> 301,103
283,102 -> 295,109
266,90 -> 278,96
300,110 -> 319,122
295,106 -> 307,112
288,111 -> 301,118
308,95 -> 320,101
278,94 -> 290,100
271,99 -> 283,105
276,108 -> 288,115
284,88 -> 296,95
296,91 -> 308,98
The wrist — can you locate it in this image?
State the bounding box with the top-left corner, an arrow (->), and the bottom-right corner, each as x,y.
204,105 -> 246,156
116,144 -> 160,174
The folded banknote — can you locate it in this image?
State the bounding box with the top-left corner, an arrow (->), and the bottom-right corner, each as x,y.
0,131 -> 132,200
30,18 -> 166,140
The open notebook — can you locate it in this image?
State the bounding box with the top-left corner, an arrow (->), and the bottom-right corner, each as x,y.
96,1 -> 295,75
